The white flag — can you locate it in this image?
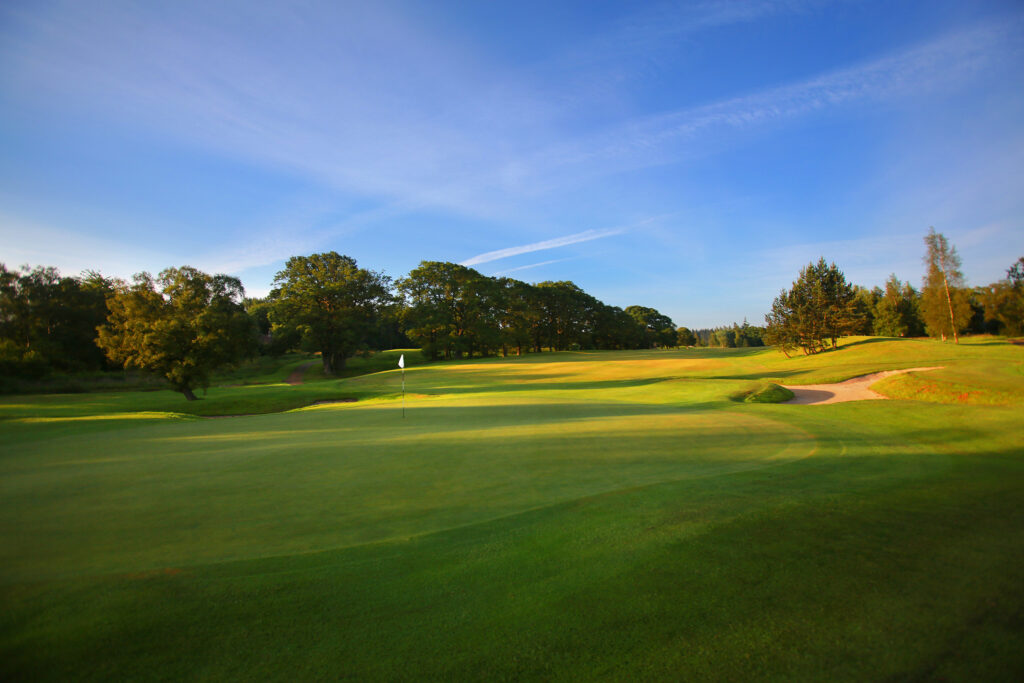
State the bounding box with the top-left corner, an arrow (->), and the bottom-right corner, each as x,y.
398,354 -> 405,369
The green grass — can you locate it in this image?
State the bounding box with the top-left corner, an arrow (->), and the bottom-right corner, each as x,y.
1,337 -> 1023,680
740,382 -> 794,403
0,350 -> 425,421
210,352 -> 317,385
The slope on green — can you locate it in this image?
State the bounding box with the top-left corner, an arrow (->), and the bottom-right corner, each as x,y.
1,337 -> 1022,680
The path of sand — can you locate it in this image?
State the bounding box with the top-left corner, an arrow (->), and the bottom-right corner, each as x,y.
781,367 -> 943,405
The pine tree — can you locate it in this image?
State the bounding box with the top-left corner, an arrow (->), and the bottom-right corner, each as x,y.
873,275 -> 923,337
764,258 -> 861,355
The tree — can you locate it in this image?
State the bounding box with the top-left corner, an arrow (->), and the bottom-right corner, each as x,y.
537,281 -> 597,351
713,327 -> 737,348
0,263 -> 117,376
676,326 -> 696,347
244,297 -> 299,356
921,227 -> 971,343
872,275 -> 923,337
733,320 -> 765,347
494,278 -> 537,356
96,267 -> 256,400
625,305 -> 676,348
763,290 -> 799,357
978,257 -> 1024,336
398,261 -> 492,360
270,253 -> 391,374
1008,257 -> 1024,286
592,304 -> 645,350
851,286 -> 879,335
764,258 -> 860,355
816,259 -> 859,348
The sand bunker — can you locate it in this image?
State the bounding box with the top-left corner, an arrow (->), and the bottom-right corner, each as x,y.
782,367 -> 943,405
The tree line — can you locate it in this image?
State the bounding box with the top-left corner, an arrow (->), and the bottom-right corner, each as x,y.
1,254 -> 681,399
3,226 -> 1021,397
686,322 -> 766,349
764,228 -> 1024,356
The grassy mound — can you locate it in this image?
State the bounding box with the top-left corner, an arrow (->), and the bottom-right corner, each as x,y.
741,382 -> 794,403
2,337 -> 1023,680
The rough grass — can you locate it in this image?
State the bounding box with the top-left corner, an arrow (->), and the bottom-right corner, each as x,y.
741,382 -> 794,403
1,337 -> 1023,680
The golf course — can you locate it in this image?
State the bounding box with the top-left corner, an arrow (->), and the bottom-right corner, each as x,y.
2,337 -> 1023,680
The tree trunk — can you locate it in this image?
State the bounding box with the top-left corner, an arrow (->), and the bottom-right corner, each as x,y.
322,351 -> 345,375
942,273 -> 959,344
182,387 -> 198,401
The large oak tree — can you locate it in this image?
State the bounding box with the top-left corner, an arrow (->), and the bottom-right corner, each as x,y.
270,252 -> 391,375
96,266 -> 256,400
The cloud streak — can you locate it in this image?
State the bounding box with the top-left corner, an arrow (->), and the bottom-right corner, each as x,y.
461,227 -> 626,267
527,18 -> 1018,181
4,1 -> 1014,226
490,259 -> 572,276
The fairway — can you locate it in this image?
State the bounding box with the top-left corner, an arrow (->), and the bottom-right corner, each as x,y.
2,339 -> 1023,680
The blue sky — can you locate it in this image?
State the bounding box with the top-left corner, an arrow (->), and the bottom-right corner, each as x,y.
1,0 -> 1022,328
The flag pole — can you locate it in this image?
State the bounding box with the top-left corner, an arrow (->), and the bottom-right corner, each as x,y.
398,354 -> 406,419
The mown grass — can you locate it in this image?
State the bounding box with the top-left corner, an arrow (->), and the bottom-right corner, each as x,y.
0,349 -> 424,420
1,337 -> 1022,680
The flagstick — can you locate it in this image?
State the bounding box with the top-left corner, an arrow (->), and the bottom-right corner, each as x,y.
398,353 -> 406,419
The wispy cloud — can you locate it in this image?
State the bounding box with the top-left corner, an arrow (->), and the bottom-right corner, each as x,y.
461,227 -> 626,267
490,258 -> 572,276
2,0 -> 1020,306
542,0 -> 833,102
528,18 -> 1018,181
4,1 -> 1014,226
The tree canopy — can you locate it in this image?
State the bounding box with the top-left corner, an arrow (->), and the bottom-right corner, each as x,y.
397,261 -> 499,360
978,257 -> 1024,337
270,252 -> 392,375
921,227 -> 971,343
1,264 -> 116,378
10,239 -> 1022,386
625,306 -> 676,348
397,261 -> 653,359
872,275 -> 923,338
763,258 -> 860,356
96,266 -> 256,400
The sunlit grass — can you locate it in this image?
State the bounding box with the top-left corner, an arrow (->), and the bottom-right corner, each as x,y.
15,411 -> 186,423
1,337 -> 1022,680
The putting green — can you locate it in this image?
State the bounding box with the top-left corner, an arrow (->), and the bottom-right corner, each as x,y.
1,398 -> 812,583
